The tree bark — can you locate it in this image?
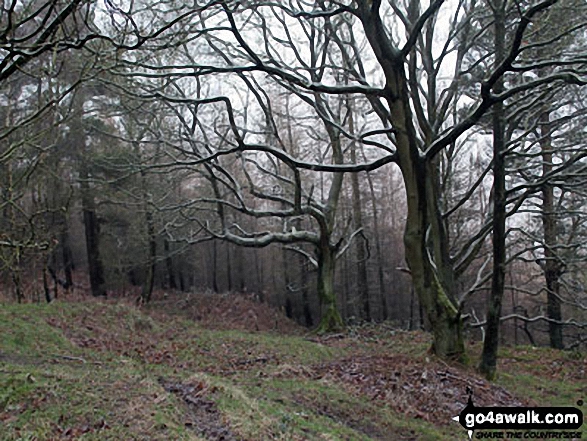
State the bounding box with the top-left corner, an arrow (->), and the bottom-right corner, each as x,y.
301,257 -> 313,327
140,207 -> 156,304
366,170 -> 387,320
349,107 -> 370,321
164,239 -> 177,290
235,244 -> 245,292
394,78 -> 464,360
480,0 -> 507,380
80,158 -> 107,298
226,242 -> 233,292
539,111 -> 564,349
359,3 -> 464,359
43,265 -> 52,303
212,240 -> 219,293
57,208 -> 74,291
296,218 -> 314,327
310,93 -> 345,332
74,93 -> 106,298
315,237 -> 343,333
81,191 -> 107,297
282,246 -> 293,319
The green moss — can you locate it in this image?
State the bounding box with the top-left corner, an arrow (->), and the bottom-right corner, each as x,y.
315,303 -> 344,334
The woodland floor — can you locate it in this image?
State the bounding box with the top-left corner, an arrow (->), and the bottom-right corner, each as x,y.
0,290 -> 585,440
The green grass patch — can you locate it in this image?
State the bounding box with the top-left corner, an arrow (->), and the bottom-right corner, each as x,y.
0,303 -> 74,356
495,346 -> 584,407
0,300 -> 584,440
221,376 -> 459,440
0,357 -> 197,440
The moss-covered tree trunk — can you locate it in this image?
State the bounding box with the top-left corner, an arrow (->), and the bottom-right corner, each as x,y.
387,65 -> 464,360
311,93 -> 345,333
316,237 -> 343,333
359,1 -> 464,361
402,159 -> 465,360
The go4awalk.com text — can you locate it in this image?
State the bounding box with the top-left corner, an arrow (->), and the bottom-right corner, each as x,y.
453,391 -> 583,440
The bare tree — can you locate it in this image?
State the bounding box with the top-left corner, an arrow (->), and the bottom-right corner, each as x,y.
5,0 -> 586,368
99,0 -> 587,359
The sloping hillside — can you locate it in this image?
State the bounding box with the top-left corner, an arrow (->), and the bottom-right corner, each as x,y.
0,295 -> 584,440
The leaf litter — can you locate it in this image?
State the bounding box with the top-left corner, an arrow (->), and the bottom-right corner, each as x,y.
25,292 -> 585,439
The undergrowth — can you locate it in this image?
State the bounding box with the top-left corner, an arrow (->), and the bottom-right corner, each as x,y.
0,298 -> 584,440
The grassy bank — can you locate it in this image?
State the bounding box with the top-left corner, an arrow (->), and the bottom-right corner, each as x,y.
0,297 -> 584,440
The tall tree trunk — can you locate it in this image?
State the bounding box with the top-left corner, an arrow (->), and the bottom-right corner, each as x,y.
140,208 -> 156,304
480,0 -> 507,380
349,107 -> 370,321
5,164 -> 24,303
11,249 -> 23,303
235,244 -> 245,292
80,169 -> 107,298
301,257 -> 313,327
308,91 -> 345,332
3,92 -> 23,303
394,82 -> 464,360
226,242 -> 233,292
61,225 -> 74,291
341,239 -> 350,321
43,264 -> 52,303
54,178 -> 73,291
366,171 -> 387,320
80,153 -> 106,297
164,239 -> 177,290
254,237 -> 263,295
539,111 -> 564,349
212,240 -> 219,293
179,267 -> 187,292
282,246 -> 293,319
360,5 -> 464,360
74,93 -> 106,299
296,220 -> 314,327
